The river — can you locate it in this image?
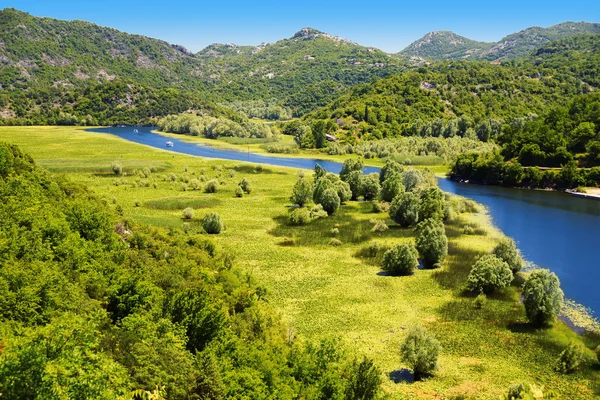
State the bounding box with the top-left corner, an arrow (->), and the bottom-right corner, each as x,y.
89,127 -> 600,317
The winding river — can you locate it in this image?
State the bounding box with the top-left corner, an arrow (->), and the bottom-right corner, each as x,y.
89,127 -> 600,317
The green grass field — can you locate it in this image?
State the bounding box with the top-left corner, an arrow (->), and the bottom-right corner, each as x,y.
1,126 -> 598,399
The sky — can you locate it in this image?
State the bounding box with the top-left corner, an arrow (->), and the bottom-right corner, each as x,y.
2,0 -> 599,53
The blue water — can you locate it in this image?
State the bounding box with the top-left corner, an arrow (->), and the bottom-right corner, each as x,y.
89,126 -> 600,316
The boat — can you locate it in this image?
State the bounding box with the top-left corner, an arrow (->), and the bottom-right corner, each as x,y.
133,129 -> 138,133
166,141 -> 174,147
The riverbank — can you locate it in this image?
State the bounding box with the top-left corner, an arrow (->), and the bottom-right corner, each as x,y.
1,126 -> 598,398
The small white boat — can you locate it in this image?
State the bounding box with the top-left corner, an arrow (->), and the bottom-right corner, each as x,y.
166,141 -> 174,147
133,129 -> 138,133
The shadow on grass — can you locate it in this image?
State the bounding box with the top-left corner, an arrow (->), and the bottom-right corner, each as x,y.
507,321 -> 539,334
233,165 -> 288,175
388,369 -> 414,384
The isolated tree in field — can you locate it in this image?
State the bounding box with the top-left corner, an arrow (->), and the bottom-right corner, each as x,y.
346,170 -> 364,200
379,159 -> 403,185
361,173 -> 381,200
466,255 -> 513,293
415,218 -> 447,267
400,325 -> 441,380
320,188 -> 340,215
389,192 -> 419,227
345,357 -> 381,400
290,176 -> 313,207
110,161 -> 123,176
522,269 -> 564,327
418,187 -> 445,221
492,238 -> 523,273
202,212 -> 224,234
340,158 -> 364,182
382,243 -> 419,276
381,173 -> 405,202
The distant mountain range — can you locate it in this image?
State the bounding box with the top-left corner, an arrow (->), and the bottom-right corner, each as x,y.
399,21 -> 600,60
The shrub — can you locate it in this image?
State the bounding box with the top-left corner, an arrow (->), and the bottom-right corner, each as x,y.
190,179 -> 202,191
309,204 -> 328,220
168,173 -> 177,182
555,343 -> 584,374
381,174 -> 405,202
239,178 -> 252,194
340,158 -> 364,182
389,192 -> 419,227
111,161 -> 123,176
134,200 -> 141,207
359,242 -> 381,258
379,159 -> 403,185
152,182 -> 158,189
330,227 -> 339,236
492,238 -> 523,273
290,176 -> 313,207
182,207 -> 194,220
335,180 -> 352,203
235,185 -> 244,197
346,170 -> 364,200
400,325 -> 441,379
320,188 -> 341,215
466,255 -> 513,293
382,243 -> 419,276
289,208 -> 311,226
344,357 -> 381,400
329,238 -> 342,247
371,220 -> 389,233
474,292 -> 487,309
522,269 -> 564,326
402,168 -> 424,191
202,212 -> 224,234
361,173 -> 381,201
418,187 -> 445,221
205,179 -> 219,193
180,183 -> 188,191
415,218 -> 447,267
462,225 -> 475,235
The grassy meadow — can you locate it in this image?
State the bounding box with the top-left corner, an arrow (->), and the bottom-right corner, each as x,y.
1,126 -> 599,398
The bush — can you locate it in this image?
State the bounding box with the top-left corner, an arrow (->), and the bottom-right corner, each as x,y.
400,325 -> 441,379
344,357 -> 381,400
380,174 -> 405,202
329,238 -> 342,247
309,204 -> 328,220
239,178 -> 252,194
320,188 -> 341,215
290,177 -> 313,207
359,242 -> 381,258
492,238 -> 523,273
235,185 -> 244,197
361,173 -> 381,201
134,200 -> 141,207
381,243 -> 419,276
418,187 -> 445,221
202,212 -> 224,234
555,343 -> 584,374
330,227 -> 339,236
182,207 -> 194,220
111,161 -> 123,176
379,159 -> 403,185
289,208 -> 311,226
466,255 -> 513,293
190,179 -> 202,191
370,220 -> 389,233
205,179 -> 219,193
522,269 -> 564,326
389,192 -> 419,227
402,169 -> 424,191
415,218 -> 447,267
473,292 -> 487,309
335,180 -> 352,203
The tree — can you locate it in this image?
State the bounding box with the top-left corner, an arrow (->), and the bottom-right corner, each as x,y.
361,173 -> 380,201
418,187 -> 444,221
290,176 -> 313,207
522,269 -> 564,327
379,159 -> 403,185
340,158 -> 364,182
314,163 -> 327,182
346,170 -> 364,200
415,218 -> 447,267
312,120 -> 326,149
380,173 -> 405,202
202,212 -> 224,234
466,255 -> 513,293
381,243 -> 419,276
335,180 -> 352,203
344,357 -> 380,400
492,238 -> 523,273
389,192 -> 419,227
320,188 -> 340,215
239,178 -> 252,194
402,169 -> 424,192
400,325 -> 441,380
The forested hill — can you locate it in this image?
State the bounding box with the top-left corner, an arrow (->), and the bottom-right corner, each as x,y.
400,21 -> 600,60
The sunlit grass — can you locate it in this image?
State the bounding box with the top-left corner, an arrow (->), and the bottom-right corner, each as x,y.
1,126 -> 598,399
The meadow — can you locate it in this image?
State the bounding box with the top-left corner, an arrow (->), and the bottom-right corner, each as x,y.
1,126 -> 598,398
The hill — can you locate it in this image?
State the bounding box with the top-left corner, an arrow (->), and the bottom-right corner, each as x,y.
400,21 -> 600,60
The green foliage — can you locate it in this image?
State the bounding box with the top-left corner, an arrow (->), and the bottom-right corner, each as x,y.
320,188 -> 341,215
202,212 -> 224,234
239,177 -> 252,194
554,343 -> 584,374
205,179 -> 219,193
400,325 -> 441,379
290,176 -> 313,207
380,173 -> 405,202
379,159 -> 403,185
111,161 -> 123,176
473,292 -> 487,309
418,187 -> 445,221
415,218 -> 448,267
289,207 -> 312,226
182,207 -> 194,220
492,238 -> 523,273
344,357 -> 381,400
346,170 -> 364,201
381,243 -> 419,276
522,269 -> 564,327
340,158 -> 364,182
389,192 -> 419,227
235,185 -> 244,197
360,173 -> 380,201
466,255 -> 513,294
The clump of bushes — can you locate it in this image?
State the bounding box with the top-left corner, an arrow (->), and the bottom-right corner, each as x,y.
381,243 -> 419,276
205,179 -> 219,193
330,227 -> 339,236
182,207 -> 194,220
309,204 -> 328,220
358,242 -> 382,258
202,212 -> 224,234
466,255 -> 513,293
400,325 -> 441,380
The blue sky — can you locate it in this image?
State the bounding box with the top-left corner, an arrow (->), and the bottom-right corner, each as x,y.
3,0 -> 598,52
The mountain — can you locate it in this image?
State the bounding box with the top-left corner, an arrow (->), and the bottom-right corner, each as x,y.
400,22 -> 600,61
399,31 -> 493,60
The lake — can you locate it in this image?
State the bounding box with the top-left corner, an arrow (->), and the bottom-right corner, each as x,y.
89,127 -> 600,317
